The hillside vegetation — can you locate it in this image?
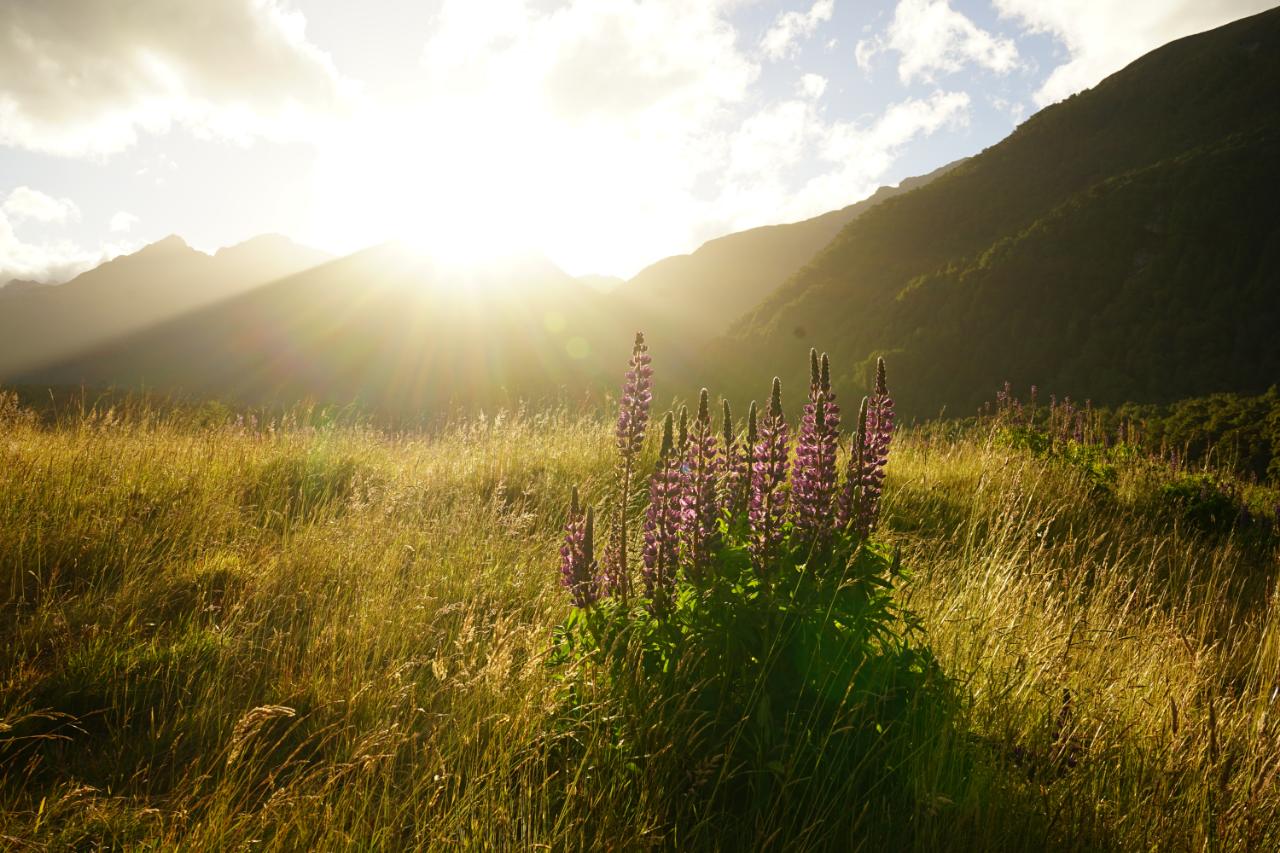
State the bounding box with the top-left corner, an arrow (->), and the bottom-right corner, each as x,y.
1,390 -> 1277,850
1112,386 -> 1280,483
617,160 -> 959,343
723,7 -> 1280,418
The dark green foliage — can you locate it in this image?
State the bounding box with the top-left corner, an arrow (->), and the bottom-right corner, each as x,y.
999,425 -> 1129,493
990,393 -> 1277,539
1112,387 -> 1280,483
552,527 -> 952,844
1158,473 -> 1244,533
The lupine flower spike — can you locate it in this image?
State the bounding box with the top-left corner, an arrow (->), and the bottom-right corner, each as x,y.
792,351 -> 840,551
679,389 -> 720,583
732,400 -> 757,521
615,332 -> 653,457
603,332 -> 654,597
720,399 -> 747,519
561,489 -> 600,607
750,378 -> 790,575
836,396 -> 869,531
722,398 -> 735,488
858,358 -> 894,537
642,412 -> 681,611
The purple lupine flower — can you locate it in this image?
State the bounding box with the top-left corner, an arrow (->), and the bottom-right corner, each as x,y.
602,332 -> 654,598
733,401 -> 758,522
615,332 -> 653,457
791,352 -> 840,550
857,358 -> 895,537
750,378 -> 790,575
719,399 -> 751,522
560,488 -> 600,607
679,389 -> 720,583
642,413 -> 681,611
996,381 -> 1012,419
836,395 -> 869,532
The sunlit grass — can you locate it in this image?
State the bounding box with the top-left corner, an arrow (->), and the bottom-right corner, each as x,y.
1,401 -> 1277,849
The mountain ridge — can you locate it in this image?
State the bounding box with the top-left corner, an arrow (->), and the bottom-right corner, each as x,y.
617,159 -> 963,342
0,234 -> 332,377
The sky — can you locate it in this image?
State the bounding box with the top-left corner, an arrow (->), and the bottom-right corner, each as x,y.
1,0 -> 1274,283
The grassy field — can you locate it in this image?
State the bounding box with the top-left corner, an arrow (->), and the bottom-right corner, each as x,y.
1,394 -> 1278,850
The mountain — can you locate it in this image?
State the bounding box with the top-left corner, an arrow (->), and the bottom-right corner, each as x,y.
578,274 -> 625,292
0,235 -> 331,377
12,245 -> 635,416
2,171 -> 961,414
0,279 -> 45,298
617,161 -> 961,342
721,7 -> 1280,418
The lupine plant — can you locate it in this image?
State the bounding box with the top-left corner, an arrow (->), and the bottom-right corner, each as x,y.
602,332 -> 653,598
553,336 -> 948,837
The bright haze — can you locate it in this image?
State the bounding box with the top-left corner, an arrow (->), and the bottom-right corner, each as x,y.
1,0 -> 1272,283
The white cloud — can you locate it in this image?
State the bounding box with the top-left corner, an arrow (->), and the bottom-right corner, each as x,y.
0,0 -> 350,157
855,38 -> 879,71
761,0 -> 835,61
995,0 -> 1276,105
988,95 -> 1028,125
0,212 -> 125,284
109,211 -> 140,233
3,187 -> 81,224
804,90 -> 971,206
862,0 -> 1019,83
798,72 -> 829,99
714,90 -> 972,230
0,188 -> 133,283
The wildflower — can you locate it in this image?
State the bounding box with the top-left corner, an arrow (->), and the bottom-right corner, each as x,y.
602,332 -> 653,597
720,399 -> 751,520
642,413 -> 681,610
561,487 -> 600,607
792,351 -> 840,550
679,389 -> 720,583
615,332 -> 653,457
857,358 -> 894,537
836,395 -> 869,532
750,378 -> 790,575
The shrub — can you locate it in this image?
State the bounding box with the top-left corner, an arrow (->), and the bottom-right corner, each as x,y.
551,335 -> 950,841
1158,473 -> 1247,533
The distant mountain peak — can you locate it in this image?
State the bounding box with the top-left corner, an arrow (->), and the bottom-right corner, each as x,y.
0,279 -> 45,298
138,234 -> 194,255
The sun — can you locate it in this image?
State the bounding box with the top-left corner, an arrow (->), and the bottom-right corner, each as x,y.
307,106 -> 555,277
304,95 -> 678,280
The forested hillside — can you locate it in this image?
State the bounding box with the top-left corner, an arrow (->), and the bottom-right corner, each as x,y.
721,7 -> 1280,419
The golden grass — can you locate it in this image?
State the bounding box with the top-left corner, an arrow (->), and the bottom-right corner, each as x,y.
0,403 -> 1276,850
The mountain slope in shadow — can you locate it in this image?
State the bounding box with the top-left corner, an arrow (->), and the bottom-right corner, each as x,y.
14,244 -> 636,417
616,160 -> 961,344
0,235 -> 331,377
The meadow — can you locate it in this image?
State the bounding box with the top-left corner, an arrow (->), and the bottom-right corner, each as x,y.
0,383 -> 1278,851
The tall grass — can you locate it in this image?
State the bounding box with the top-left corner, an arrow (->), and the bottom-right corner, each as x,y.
1,397 -> 1277,849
